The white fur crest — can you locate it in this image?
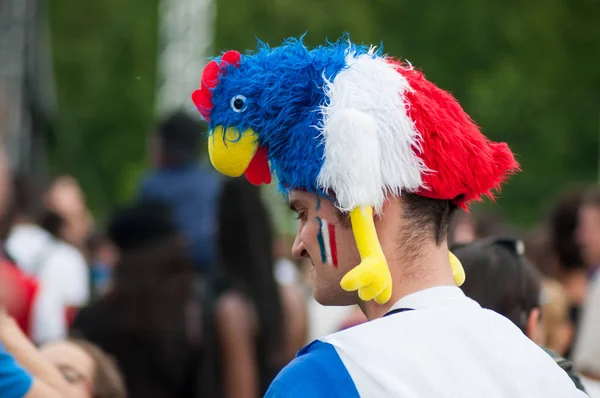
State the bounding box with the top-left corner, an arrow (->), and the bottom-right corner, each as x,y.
316,50 -> 429,213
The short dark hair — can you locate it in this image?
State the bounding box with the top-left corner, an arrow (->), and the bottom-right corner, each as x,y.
157,111 -> 206,166
453,238 -> 541,332
402,193 -> 457,245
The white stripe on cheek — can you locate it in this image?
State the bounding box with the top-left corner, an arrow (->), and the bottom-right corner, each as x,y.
321,219 -> 333,265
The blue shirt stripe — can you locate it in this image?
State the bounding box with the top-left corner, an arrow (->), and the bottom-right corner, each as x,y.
265,340 -> 359,397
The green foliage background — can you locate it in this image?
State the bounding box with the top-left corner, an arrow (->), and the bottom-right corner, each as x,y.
49,0 -> 600,227
48,0 -> 159,221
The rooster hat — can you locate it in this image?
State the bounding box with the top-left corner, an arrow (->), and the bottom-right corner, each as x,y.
192,36 -> 519,304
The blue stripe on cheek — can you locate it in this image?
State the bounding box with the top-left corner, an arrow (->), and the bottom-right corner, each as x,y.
316,217 -> 327,264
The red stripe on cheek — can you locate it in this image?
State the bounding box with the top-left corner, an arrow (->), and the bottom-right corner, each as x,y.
328,223 -> 338,267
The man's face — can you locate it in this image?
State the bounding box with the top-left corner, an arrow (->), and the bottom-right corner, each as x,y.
577,204 -> 600,267
289,190 -> 360,305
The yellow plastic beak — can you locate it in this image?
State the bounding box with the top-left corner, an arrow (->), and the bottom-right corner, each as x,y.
208,126 -> 258,177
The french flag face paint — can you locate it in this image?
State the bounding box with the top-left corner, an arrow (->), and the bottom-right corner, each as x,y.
316,217 -> 338,267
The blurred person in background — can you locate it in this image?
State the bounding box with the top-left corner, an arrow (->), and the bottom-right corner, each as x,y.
6,175 -> 90,344
214,179 -> 306,398
547,189 -> 588,353
0,309 -> 77,397
72,201 -> 205,398
452,238 -> 587,393
44,176 -> 94,250
0,110 -> 73,397
139,111 -> 222,274
524,228 -> 576,357
0,176 -> 39,338
84,231 -> 118,300
272,235 -> 309,351
40,338 -> 126,398
541,279 -> 576,358
577,187 -> 600,272
572,187 -> 600,388
573,270 -> 600,393
449,210 -> 476,244
449,209 -> 519,245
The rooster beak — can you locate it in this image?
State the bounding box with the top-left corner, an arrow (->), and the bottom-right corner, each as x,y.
208,126 -> 258,177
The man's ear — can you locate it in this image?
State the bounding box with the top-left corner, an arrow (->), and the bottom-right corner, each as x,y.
526,307 -> 545,346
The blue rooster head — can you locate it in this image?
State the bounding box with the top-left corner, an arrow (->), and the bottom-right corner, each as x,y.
192,37 -> 367,193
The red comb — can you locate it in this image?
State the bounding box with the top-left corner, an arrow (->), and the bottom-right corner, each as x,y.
191,50 -> 241,122
220,50 -> 241,68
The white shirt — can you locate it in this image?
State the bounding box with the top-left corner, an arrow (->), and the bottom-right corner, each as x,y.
6,224 -> 90,343
313,286 -> 586,397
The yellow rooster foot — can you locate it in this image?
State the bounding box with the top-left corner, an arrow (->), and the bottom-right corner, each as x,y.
449,251 -> 466,286
340,255 -> 393,304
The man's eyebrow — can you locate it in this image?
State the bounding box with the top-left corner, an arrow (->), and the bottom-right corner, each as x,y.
289,198 -> 301,212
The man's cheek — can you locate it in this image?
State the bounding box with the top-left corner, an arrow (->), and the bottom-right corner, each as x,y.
316,216 -> 338,268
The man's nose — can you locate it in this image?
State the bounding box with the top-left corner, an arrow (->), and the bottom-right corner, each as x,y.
292,236 -> 308,259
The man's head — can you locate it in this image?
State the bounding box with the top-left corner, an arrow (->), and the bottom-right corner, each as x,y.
577,187 -> 600,268
453,238 -> 545,345
196,37 -> 518,307
151,111 -> 206,168
290,190 -> 456,305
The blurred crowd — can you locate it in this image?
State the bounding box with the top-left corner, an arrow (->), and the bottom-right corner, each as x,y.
0,111 -> 600,397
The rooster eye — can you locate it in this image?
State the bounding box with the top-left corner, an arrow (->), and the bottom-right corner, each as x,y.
230,95 -> 247,112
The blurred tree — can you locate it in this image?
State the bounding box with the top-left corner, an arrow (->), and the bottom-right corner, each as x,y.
48,0 -> 599,227
48,0 -> 158,221
214,0 -> 599,227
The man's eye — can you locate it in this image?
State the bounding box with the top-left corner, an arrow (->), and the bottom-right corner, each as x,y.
295,211 -> 305,221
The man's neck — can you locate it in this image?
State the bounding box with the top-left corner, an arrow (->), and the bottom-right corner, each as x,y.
358,243 -> 456,320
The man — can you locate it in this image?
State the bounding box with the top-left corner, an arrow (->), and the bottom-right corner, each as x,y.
139,111 -> 222,273
192,36 -> 585,396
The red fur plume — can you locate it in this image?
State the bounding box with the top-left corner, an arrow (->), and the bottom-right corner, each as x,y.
395,63 -> 520,208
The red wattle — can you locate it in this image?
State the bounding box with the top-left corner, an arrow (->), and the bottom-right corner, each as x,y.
244,146 -> 271,186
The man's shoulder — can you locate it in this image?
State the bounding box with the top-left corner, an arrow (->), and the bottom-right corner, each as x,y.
265,340 -> 359,398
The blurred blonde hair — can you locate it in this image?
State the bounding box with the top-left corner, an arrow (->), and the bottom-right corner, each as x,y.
69,338 -> 127,398
541,279 -> 573,356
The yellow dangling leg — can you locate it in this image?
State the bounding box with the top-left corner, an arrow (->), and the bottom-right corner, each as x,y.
449,251 -> 466,286
339,206 -> 465,304
340,206 -> 392,304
